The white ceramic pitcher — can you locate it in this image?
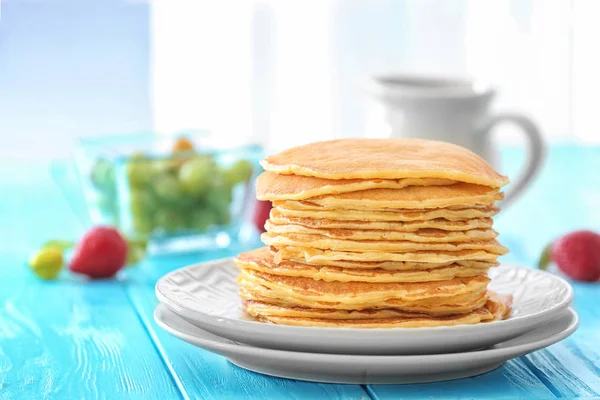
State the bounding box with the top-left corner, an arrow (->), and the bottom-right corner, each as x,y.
366,74 -> 545,207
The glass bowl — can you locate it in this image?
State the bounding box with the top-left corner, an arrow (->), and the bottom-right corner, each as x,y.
74,132 -> 264,254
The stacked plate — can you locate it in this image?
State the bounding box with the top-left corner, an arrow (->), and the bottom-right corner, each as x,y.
155,260 -> 575,384
155,139 -> 577,384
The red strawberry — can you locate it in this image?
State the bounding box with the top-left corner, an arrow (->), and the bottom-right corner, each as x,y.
69,226 -> 128,279
539,230 -> 600,282
253,200 -> 272,233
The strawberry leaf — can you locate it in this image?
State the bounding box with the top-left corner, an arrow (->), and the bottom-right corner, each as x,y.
538,243 -> 553,270
41,240 -> 75,252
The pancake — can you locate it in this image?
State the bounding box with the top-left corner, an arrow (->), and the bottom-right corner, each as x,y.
237,139 -> 512,328
275,204 -> 500,222
240,286 -> 489,316
263,232 -> 509,254
267,246 -> 497,269
238,269 -> 489,313
235,247 -> 489,283
239,268 -> 489,302
273,245 -> 500,264
260,138 -> 509,187
242,292 -> 510,327
256,171 -> 456,200
276,201 -> 496,212
269,208 -> 494,231
485,291 -> 513,320
243,300 -> 450,319
278,184 -> 502,210
252,312 -> 489,328
265,220 -> 498,242
244,290 -> 509,320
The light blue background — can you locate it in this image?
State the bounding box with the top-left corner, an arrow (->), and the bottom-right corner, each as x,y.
0,0 -> 151,161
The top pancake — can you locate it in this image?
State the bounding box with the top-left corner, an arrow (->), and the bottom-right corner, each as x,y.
277,183 -> 503,210
261,138 -> 509,188
256,171 -> 456,200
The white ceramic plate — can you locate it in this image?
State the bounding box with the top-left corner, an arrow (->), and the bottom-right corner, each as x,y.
155,258 -> 573,355
155,304 -> 578,384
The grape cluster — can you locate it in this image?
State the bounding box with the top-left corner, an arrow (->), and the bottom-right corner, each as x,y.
125,152 -> 252,236
89,141 -> 254,238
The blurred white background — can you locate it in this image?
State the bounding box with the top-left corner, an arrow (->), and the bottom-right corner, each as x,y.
1,0 -> 599,161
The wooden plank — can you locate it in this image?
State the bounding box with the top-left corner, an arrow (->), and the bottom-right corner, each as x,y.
127,285 -> 369,400
522,340 -> 600,398
518,282 -> 600,398
366,359 -> 556,399
494,147 -> 600,397
0,281 -> 181,400
571,283 -> 600,325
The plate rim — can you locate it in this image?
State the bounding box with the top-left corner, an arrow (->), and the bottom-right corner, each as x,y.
155,258 -> 574,334
154,303 -> 579,362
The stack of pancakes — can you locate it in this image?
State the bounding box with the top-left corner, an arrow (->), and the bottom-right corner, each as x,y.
235,139 -> 512,328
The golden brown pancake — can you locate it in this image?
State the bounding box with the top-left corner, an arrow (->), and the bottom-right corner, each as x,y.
267,246 -> 497,269
278,184 -> 502,210
273,245 -> 500,264
276,201 -> 496,212
238,270 -> 490,313
486,291 -> 513,320
275,204 -> 500,222
240,285 -> 489,316
252,313 -> 489,328
239,268 -> 489,302
243,299 -> 447,319
239,139 -> 512,328
256,170 -> 456,200
265,220 -> 498,242
269,208 -> 494,231
242,291 -> 511,327
263,232 -> 509,254
235,247 -> 490,283
261,138 -> 509,187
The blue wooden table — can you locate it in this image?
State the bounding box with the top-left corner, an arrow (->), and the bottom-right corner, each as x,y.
1,146 -> 599,400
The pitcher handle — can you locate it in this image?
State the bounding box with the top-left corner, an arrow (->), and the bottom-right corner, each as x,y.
482,113 -> 545,208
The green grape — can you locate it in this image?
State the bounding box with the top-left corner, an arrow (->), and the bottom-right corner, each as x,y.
223,159 -> 253,187
126,154 -> 152,189
151,157 -> 178,176
132,216 -> 154,235
213,202 -> 231,225
205,180 -> 233,225
172,149 -> 196,164
178,156 -> 216,196
154,208 -> 186,233
90,158 -> 116,191
151,150 -> 195,176
189,209 -> 217,232
152,173 -> 184,203
129,189 -> 156,217
219,180 -> 234,204
205,181 -> 232,206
